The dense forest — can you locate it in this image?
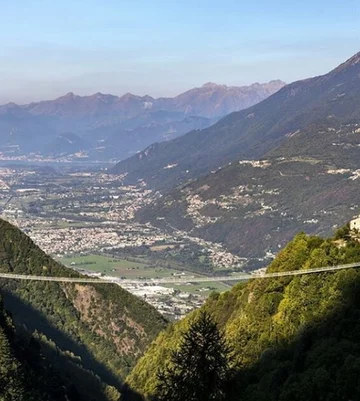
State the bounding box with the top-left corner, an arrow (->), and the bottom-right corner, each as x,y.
0,218 -> 167,400
0,292 -> 113,401
127,226 -> 360,400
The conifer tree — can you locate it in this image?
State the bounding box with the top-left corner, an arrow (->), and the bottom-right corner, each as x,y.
155,311 -> 232,401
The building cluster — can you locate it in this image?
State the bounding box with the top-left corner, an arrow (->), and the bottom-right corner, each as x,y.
114,282 -> 204,319
0,164 -> 256,318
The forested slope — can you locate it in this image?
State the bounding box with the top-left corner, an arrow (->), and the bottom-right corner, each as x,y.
0,218 -> 167,400
0,293 -> 52,401
0,292 -> 110,401
127,228 -> 360,400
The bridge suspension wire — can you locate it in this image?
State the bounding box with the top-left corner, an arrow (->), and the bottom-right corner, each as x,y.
0,262 -> 359,285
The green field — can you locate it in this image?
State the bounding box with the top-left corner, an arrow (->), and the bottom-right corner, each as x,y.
59,254 -> 229,294
59,253 -> 195,279
164,281 -> 231,295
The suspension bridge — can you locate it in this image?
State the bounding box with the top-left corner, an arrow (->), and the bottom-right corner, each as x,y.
0,262 -> 359,286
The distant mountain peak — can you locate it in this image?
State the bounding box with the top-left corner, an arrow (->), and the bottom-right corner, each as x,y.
345,51 -> 360,66
203,82 -> 219,88
332,51 -> 360,73
52,92 -> 80,103
112,51 -> 360,190
91,92 -> 118,103
201,81 -> 286,91
4,102 -> 18,108
202,82 -> 222,89
63,92 -> 76,98
269,79 -> 287,84
120,92 -> 139,100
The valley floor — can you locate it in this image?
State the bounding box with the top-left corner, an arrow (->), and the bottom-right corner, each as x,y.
0,164 -> 251,319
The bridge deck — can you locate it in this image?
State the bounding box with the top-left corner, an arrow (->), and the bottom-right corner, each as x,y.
0,262 -> 359,285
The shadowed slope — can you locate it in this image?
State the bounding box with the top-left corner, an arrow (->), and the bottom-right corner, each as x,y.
0,218 -> 167,399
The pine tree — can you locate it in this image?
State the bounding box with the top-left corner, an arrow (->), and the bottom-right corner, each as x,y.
155,311 -> 232,401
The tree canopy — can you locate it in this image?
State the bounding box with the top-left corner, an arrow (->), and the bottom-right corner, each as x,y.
127,228 -> 360,401
155,311 -> 232,401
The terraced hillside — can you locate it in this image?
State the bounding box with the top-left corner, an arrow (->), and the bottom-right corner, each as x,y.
137,119 -> 360,264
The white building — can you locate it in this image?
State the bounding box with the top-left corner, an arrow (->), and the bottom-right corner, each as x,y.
350,217 -> 360,232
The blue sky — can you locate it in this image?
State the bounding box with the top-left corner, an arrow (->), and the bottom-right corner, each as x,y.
0,0 -> 359,103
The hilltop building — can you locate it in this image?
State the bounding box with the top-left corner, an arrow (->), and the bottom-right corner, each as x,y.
350,216 -> 360,232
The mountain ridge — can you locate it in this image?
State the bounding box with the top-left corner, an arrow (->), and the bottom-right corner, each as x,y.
0,80 -> 285,161
112,51 -> 360,189
8,80 -> 285,110
118,52 -> 360,268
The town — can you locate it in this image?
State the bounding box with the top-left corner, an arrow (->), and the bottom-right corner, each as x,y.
2,163 -> 358,319
0,164 -> 248,318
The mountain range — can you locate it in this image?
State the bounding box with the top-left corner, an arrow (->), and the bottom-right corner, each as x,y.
113,52 -> 360,188
0,81 -> 285,161
114,52 -> 360,264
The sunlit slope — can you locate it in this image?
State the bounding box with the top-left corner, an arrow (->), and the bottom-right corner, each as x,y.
127,229 -> 360,400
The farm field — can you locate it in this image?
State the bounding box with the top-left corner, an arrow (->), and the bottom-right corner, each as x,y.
59,253 -> 200,280
164,281 -> 231,295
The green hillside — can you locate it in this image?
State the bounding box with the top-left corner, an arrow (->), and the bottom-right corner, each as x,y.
0,218 -> 167,400
126,228 -> 360,400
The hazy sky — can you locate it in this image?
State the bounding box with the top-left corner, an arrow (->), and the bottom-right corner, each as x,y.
1,0 -> 359,103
